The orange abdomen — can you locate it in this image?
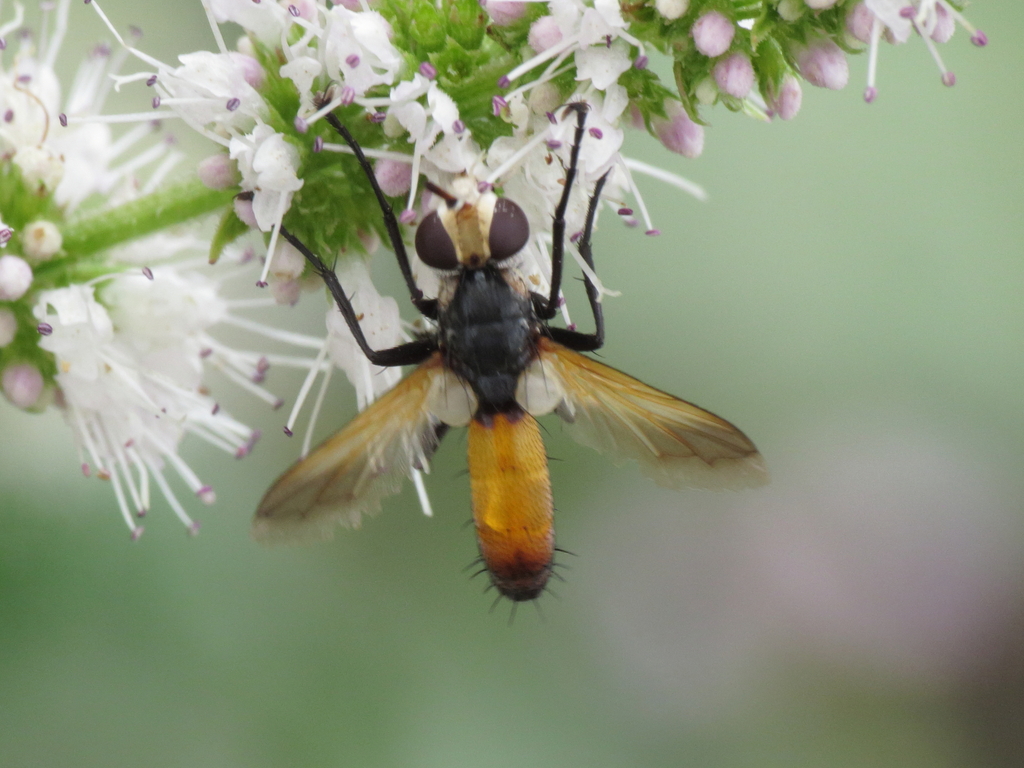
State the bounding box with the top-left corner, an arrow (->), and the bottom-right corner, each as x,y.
467,409 -> 554,602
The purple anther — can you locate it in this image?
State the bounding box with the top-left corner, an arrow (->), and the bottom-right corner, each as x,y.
226,97 -> 241,111
339,85 -> 356,106
0,228 -> 12,245
399,209 -> 417,224
545,140 -> 562,151
196,486 -> 216,504
272,398 -> 284,410
94,43 -> 111,57
283,426 -> 294,436
256,356 -> 270,372
570,230 -> 582,244
252,369 -> 265,384
146,74 -> 157,86
420,62 -> 438,80
37,322 -> 53,336
497,75 -> 511,89
288,4 -> 300,16
942,71 -> 956,86
567,323 -> 578,331
255,280 -> 268,288
864,86 -> 878,103
899,5 -> 914,17
634,55 -> 649,70
58,113 -> 67,127
624,218 -> 638,228
137,508 -> 147,518
313,135 -> 324,153
211,403 -> 220,415
605,34 -> 613,47
346,54 -> 360,68
142,266 -> 154,280
971,31 -> 988,47
492,95 -> 508,116
3,110 -> 12,123
589,127 -> 603,139
16,74 -> 30,84
452,119 -> 465,134
130,526 -> 145,542
645,229 -> 661,236
545,111 -> 556,124
152,96 -> 161,109
81,463 -> 91,477
0,38 -> 6,50
188,521 -> 202,536
371,111 -> 387,123
617,207 -> 633,216
199,347 -> 213,358
129,25 -> 143,39
477,180 -> 493,193
294,115 -> 308,133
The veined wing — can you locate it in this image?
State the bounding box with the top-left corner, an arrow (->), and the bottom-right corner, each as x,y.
537,337 -> 768,490
253,353 -> 445,543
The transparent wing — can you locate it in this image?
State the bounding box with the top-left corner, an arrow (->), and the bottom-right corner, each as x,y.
538,337 -> 768,490
253,353 -> 445,543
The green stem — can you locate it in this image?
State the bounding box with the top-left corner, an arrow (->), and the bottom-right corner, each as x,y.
61,178 -> 235,258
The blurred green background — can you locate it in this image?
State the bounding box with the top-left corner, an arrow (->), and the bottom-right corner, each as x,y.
2,3 -> 1023,767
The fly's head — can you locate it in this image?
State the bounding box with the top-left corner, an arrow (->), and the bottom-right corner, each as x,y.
414,176 -> 530,272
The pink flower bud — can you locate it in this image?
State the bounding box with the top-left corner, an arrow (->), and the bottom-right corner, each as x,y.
931,3 -> 955,43
768,75 -> 803,120
652,101 -> 704,159
2,363 -> 44,409
713,52 -> 754,98
227,53 -> 265,90
483,0 -> 525,26
233,195 -> 258,228
197,154 -> 239,190
528,16 -> 563,54
691,11 -> 735,58
795,37 -> 849,90
374,159 -> 413,198
845,3 -> 875,44
0,255 -> 32,300
272,279 -> 301,306
0,307 -> 16,347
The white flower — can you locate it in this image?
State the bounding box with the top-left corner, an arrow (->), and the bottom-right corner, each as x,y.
208,0 -> 290,45
855,0 -> 988,101
324,259 -> 404,411
323,6 -> 402,97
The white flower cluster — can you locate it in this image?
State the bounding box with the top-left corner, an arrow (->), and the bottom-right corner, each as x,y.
846,0 -> 988,101
85,0 -> 703,445
0,0 -> 324,536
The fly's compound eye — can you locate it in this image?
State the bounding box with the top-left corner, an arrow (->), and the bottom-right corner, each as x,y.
415,211 -> 459,270
488,198 -> 529,262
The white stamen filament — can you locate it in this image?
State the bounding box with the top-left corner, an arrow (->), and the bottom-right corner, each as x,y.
220,314 -> 325,350
42,0 -> 71,72
215,361 -> 284,407
622,156 -> 707,201
258,195 -> 291,287
285,339 -> 330,436
913,17 -> 952,77
867,16 -> 882,91
126,446 -> 151,512
320,143 -> 414,164
615,154 -> 655,234
63,111 -> 178,125
486,126 -> 553,184
503,32 -> 582,85
147,460 -> 197,530
301,362 -> 333,459
140,150 -> 184,196
199,0 -> 229,55
0,4 -> 24,41
412,469 -> 433,517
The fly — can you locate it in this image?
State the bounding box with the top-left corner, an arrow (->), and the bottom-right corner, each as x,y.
253,101 -> 768,602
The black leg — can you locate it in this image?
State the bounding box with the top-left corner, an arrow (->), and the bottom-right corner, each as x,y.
536,102 -> 589,321
318,100 -> 438,320
279,225 -> 438,367
545,170 -> 609,353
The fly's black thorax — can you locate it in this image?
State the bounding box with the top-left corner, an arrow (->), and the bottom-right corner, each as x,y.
439,264 -> 537,411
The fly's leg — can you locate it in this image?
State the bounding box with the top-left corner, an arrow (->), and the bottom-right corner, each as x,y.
279,225 -> 437,367
545,170 -> 610,353
316,93 -> 438,320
